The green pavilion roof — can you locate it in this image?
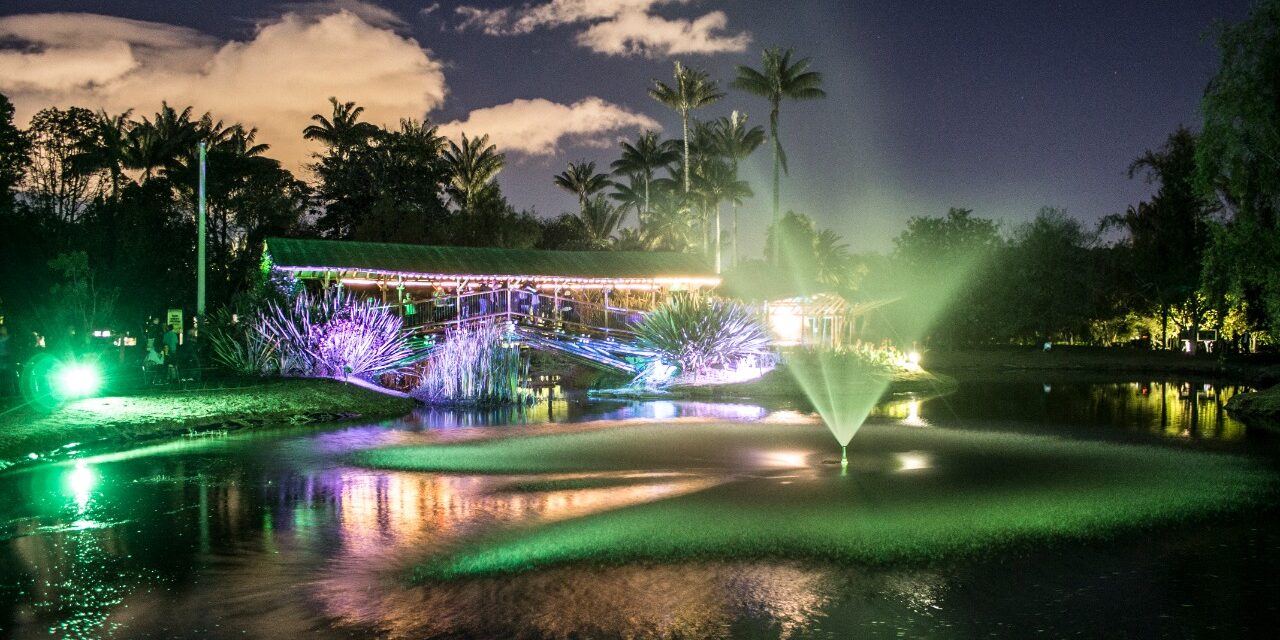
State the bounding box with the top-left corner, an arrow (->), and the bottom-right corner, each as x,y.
265,237 -> 718,283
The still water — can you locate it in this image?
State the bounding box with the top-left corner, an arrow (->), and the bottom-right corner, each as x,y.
0,378 -> 1276,639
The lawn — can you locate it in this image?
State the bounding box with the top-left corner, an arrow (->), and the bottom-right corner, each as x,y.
0,378 -> 415,468
352,421 -> 1277,580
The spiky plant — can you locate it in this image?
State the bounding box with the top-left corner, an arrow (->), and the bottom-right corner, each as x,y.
259,288 -> 409,378
205,308 -> 277,376
414,319 -> 532,406
632,293 -> 771,377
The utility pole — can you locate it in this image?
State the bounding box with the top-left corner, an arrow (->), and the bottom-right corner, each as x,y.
197,141 -> 207,320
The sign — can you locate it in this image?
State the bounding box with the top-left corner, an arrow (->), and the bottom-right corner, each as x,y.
166,308 -> 184,335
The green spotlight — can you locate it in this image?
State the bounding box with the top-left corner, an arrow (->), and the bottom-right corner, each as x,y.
54,362 -> 102,398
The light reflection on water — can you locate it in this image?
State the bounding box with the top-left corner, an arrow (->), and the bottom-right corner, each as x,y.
0,378 -> 1266,638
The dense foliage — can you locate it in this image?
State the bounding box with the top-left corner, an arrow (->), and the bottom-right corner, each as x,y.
3,19 -> 1280,355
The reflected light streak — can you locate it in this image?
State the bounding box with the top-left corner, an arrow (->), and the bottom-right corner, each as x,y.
757,450 -> 812,469
896,451 -> 930,472
67,461 -> 96,514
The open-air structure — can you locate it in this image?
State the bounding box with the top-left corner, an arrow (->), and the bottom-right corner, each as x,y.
264,238 -> 720,370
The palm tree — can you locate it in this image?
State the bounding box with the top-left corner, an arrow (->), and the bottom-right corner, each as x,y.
648,61 -> 724,195
609,174 -> 648,221
128,102 -> 202,180
813,228 -> 852,288
732,48 -> 826,258
303,97 -> 380,161
613,227 -> 652,251
553,160 -> 610,211
642,189 -> 696,252
693,159 -> 753,273
610,131 -> 679,216
712,112 -> 765,266
69,110 -> 135,204
578,194 -> 627,247
442,133 -> 504,214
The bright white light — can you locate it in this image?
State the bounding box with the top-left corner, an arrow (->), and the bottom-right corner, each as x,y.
896,451 -> 930,472
902,399 -> 927,427
758,450 -> 810,468
55,363 -> 102,398
908,351 -> 921,366
68,461 -> 96,513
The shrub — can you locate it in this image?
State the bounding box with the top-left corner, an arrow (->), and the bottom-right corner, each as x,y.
205,308 -> 276,376
414,319 -> 532,406
260,288 -> 409,378
631,293 -> 772,377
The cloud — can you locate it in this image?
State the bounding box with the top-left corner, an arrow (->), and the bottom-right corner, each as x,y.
576,9 -> 749,57
439,97 -> 659,156
0,10 -> 446,173
278,1 -> 409,31
454,0 -> 750,57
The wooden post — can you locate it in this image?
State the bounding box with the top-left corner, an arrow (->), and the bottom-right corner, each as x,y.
603,287 -> 610,332
456,280 -> 463,323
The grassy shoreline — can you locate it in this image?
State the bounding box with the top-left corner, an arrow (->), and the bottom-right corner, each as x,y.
0,378 -> 416,469
1226,384 -> 1280,424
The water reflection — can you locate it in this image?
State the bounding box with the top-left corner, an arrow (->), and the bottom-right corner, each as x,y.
874,396 -> 929,427
0,380 -> 1264,638
921,378 -> 1249,440
318,561 -> 844,639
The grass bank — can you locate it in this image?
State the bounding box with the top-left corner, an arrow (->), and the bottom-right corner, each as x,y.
351,422 -> 1275,580
0,378 -> 415,469
1226,383 -> 1280,426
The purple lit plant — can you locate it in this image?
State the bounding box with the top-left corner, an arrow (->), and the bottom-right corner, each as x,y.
257,288 -> 410,378
413,319 -> 531,406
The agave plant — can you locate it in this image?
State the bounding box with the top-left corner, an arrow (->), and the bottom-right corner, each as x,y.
632,293 -> 771,377
205,308 -> 277,375
258,288 -> 409,378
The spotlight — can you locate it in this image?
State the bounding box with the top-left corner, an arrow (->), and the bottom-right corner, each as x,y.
54,362 -> 102,399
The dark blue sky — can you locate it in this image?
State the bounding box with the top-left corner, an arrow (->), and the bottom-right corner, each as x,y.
0,0 -> 1252,253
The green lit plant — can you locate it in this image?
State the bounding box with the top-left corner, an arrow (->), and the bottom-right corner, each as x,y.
206,308 -> 277,376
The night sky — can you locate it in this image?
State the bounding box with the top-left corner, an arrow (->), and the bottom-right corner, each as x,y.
0,0 -> 1253,254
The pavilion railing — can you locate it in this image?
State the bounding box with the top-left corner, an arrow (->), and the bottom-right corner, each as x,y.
390,289 -> 645,340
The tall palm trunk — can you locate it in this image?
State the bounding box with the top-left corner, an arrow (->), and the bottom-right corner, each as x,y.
643,172 -> 651,223
714,202 -> 723,274
769,102 -> 781,265
681,110 -> 691,194
732,202 -> 740,267
770,104 -> 780,221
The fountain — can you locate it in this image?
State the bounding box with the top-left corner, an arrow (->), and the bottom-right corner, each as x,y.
786,349 -> 893,468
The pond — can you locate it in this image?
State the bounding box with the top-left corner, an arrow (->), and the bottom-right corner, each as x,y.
0,377 -> 1277,638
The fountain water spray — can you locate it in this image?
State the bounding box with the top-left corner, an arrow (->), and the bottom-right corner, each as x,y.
787,349 -> 894,464
761,210 -> 992,466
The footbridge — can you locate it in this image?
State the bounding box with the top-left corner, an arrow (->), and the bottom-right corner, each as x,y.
402,289 -> 656,374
